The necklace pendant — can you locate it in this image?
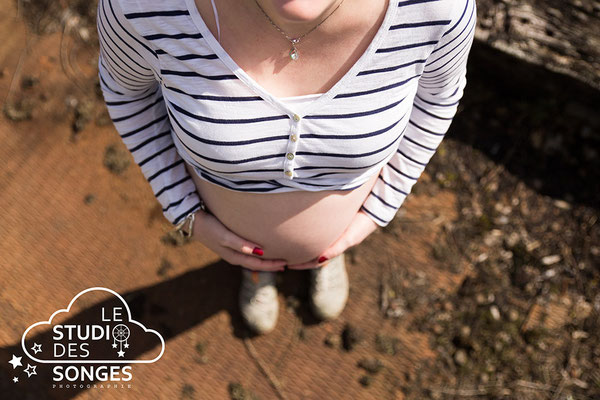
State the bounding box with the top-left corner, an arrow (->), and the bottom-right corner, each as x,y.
289,47 -> 299,61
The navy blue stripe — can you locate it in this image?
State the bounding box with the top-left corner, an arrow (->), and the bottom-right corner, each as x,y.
130,130 -> 171,153
106,0 -> 157,58
306,97 -> 405,119
155,175 -> 192,198
358,59 -> 426,76
161,69 -> 237,80
369,191 -> 399,209
111,96 -> 163,122
403,135 -> 436,151
144,33 -> 203,41
168,108 -> 289,145
196,169 -> 281,192
398,149 -> 427,166
169,100 -> 288,124
335,75 -> 419,98
301,117 -> 403,140
148,159 -> 184,182
398,0 -> 441,7
390,20 -> 451,30
98,1 -> 153,76
174,131 -> 287,165
105,87 -> 158,106
408,119 -> 445,136
139,144 -> 175,167
413,103 -> 452,120
376,40 -> 437,54
297,124 -> 406,159
164,85 -> 262,102
125,10 -> 189,19
387,162 -> 418,181
360,205 -> 387,224
416,94 -> 459,107
425,25 -> 475,74
173,202 -> 203,226
156,50 -> 218,60
99,44 -> 150,85
99,74 -> 123,95
442,0 -> 470,38
379,176 -> 409,195
120,114 -> 168,138
163,190 -> 196,213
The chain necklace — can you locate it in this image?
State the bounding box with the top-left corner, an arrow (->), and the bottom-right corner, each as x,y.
253,0 -> 346,61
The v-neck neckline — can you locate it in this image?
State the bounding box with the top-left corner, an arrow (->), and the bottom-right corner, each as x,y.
184,0 -> 396,117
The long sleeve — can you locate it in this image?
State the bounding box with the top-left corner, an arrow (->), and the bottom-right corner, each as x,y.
360,0 -> 477,227
96,0 -> 203,226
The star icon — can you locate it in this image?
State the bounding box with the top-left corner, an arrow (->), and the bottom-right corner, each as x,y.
9,355 -> 22,369
23,364 -> 37,378
31,343 -> 42,354
13,377 -> 19,383
117,350 -> 125,357
112,343 -> 117,348
124,343 -> 129,349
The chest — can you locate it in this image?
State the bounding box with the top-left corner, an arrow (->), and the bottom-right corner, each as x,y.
192,0 -> 389,97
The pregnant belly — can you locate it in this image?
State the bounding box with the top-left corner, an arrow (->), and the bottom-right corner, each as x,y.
185,163 -> 379,265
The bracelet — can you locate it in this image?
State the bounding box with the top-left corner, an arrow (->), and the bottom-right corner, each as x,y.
173,199 -> 206,239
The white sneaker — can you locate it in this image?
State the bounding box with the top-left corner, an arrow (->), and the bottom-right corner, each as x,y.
239,269 -> 279,334
309,253 -> 349,320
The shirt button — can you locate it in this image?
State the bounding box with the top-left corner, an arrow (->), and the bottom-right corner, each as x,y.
290,134 -> 298,142
286,152 -> 295,160
285,170 -> 293,177
292,114 -> 301,122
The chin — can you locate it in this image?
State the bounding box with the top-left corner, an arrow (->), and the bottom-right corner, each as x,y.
271,0 -> 337,22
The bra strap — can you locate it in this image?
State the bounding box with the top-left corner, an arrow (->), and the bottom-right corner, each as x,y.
210,0 -> 221,42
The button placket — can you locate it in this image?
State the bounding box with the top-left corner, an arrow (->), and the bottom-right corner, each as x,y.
283,112 -> 301,179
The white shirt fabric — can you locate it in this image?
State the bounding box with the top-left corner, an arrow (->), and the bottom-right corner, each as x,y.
96,0 -> 477,227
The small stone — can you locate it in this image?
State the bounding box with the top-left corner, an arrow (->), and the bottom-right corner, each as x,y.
357,358 -> 384,374
541,255 -> 561,265
156,258 -> 173,277
103,144 -> 130,174
432,324 -> 444,335
83,193 -> 95,204
459,325 -> 471,338
342,323 -> 363,351
285,296 -> 300,311
553,199 -> 571,210
375,333 -> 399,356
490,305 -> 501,321
324,333 -> 340,348
359,375 -> 373,387
508,308 -> 519,322
454,349 -> 468,366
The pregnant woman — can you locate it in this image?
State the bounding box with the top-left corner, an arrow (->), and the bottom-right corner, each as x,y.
96,0 -> 476,334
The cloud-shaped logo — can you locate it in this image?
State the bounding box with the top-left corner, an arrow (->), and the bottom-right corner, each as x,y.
21,287 -> 165,364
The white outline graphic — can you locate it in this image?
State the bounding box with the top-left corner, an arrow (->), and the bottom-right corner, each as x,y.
21,287 -> 165,364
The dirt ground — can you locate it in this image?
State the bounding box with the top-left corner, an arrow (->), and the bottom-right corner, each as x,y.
1,1 -> 599,399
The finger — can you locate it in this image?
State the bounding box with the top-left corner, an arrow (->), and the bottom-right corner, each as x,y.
220,230 -> 264,256
318,234 -> 352,265
287,258 -> 320,270
223,248 -> 287,271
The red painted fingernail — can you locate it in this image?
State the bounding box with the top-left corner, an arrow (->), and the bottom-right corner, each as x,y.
318,256 -> 328,263
252,247 -> 264,256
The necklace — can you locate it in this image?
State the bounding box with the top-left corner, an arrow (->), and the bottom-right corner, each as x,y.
253,0 -> 346,61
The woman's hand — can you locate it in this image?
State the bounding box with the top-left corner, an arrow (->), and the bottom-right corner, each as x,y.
191,210 -> 288,271
286,210 -> 379,270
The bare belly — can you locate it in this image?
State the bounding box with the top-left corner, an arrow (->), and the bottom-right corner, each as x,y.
185,163 -> 380,265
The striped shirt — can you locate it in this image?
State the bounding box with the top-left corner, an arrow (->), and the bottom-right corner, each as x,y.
96,0 -> 477,227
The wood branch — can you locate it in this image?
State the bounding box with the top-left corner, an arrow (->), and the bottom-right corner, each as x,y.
475,0 -> 600,90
